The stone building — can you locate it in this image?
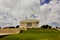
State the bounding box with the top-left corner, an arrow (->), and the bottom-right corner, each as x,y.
20,19 -> 39,30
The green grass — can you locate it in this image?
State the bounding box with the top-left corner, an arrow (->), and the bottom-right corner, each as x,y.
0,29 -> 60,40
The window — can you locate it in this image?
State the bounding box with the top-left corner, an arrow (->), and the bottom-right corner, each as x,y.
27,23 -> 32,27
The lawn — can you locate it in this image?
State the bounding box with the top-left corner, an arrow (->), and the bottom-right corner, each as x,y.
0,29 -> 60,40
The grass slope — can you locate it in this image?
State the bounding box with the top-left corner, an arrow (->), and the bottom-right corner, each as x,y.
0,29 -> 60,40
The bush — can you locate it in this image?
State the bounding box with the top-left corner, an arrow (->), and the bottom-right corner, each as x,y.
41,25 -> 52,29
0,27 -> 1,29
20,30 -> 24,33
16,25 -> 19,28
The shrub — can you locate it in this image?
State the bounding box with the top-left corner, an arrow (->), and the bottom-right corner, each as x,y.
16,25 -> 19,28
41,25 -> 52,29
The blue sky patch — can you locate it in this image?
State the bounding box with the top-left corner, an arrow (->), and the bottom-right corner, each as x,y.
40,0 -> 51,5
31,14 -> 37,18
51,22 -> 60,27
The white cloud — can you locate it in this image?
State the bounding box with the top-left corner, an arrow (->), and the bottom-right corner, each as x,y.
0,0 -> 60,27
0,0 -> 40,27
38,0 -> 60,27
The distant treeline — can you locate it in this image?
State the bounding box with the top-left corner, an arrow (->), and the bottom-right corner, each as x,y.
40,25 -> 60,29
0,25 -> 59,29
0,25 -> 19,29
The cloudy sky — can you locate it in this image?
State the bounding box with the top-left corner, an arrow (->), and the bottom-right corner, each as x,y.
0,0 -> 60,27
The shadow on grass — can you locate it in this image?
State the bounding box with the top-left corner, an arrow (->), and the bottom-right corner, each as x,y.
0,35 -> 8,38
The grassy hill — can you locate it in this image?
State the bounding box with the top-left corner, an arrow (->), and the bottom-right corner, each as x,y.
0,29 -> 60,40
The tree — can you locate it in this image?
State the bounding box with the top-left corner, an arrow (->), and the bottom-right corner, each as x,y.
41,25 -> 52,29
49,26 -> 51,29
16,25 -> 19,28
0,27 -> 1,29
56,26 -> 58,29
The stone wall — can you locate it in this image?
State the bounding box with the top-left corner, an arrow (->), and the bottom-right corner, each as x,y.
0,28 -> 20,34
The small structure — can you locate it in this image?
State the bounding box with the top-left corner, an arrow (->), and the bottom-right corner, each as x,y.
0,28 -> 20,36
20,19 -> 39,30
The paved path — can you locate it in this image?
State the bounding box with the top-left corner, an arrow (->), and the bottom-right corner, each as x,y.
57,29 -> 60,31
0,33 -> 14,36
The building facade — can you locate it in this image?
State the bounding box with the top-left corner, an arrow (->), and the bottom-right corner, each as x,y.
20,19 -> 39,30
